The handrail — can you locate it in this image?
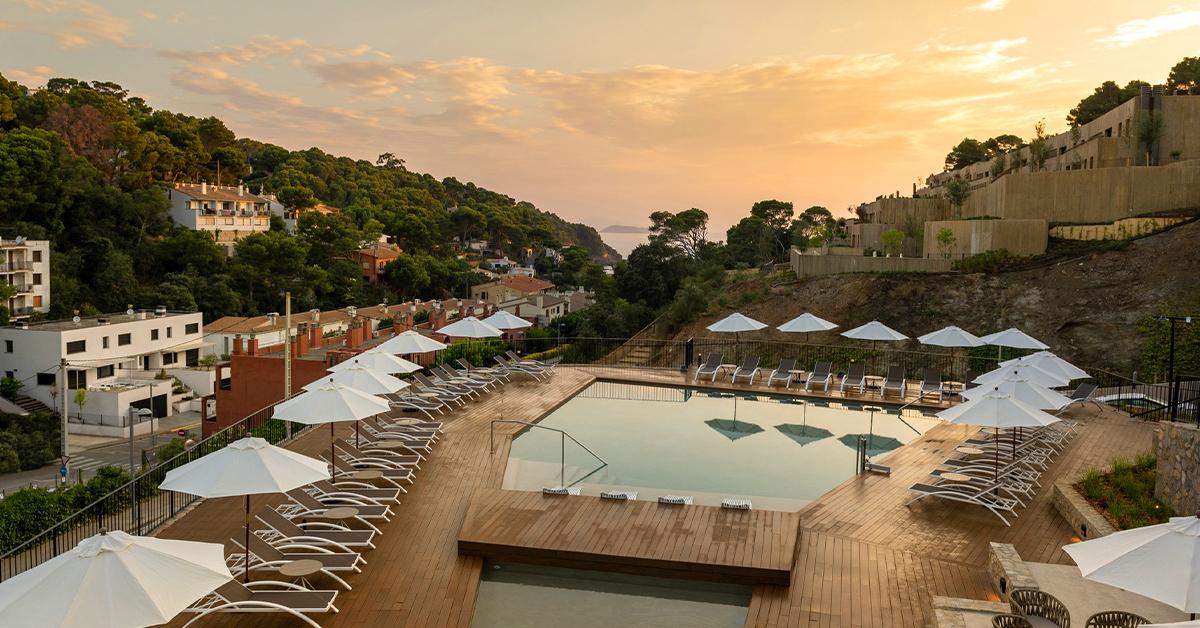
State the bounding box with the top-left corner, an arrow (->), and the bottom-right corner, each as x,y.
890,398 -> 932,435
490,419 -> 607,489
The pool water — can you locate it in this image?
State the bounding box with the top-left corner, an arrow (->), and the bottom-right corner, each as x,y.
471,561 -> 751,628
503,381 -> 941,510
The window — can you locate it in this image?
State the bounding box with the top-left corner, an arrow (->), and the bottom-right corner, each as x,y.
167,327 -> 173,338
151,329 -> 159,341
32,250 -> 41,262
97,365 -> 114,378
4,371 -> 11,379
4,340 -> 11,353
118,333 -> 131,346
36,372 -> 55,386
102,336 -> 110,349
32,273 -> 42,285
162,352 -> 177,365
66,340 -> 86,354
185,323 -> 199,334
67,370 -> 86,389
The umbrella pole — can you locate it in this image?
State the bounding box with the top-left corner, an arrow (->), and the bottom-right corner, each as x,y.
330,423 -> 336,480
244,494 -> 251,583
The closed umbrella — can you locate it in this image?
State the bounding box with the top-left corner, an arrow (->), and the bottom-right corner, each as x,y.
919,325 -> 985,382
0,530 -> 233,627
1001,350 -> 1089,381
981,327 -> 1049,363
482,310 -> 533,330
842,321 -> 908,372
777,312 -> 838,343
378,329 -> 448,354
272,383 -> 391,480
1064,514 -> 1200,615
975,364 -> 1070,389
937,388 -> 1061,479
159,437 -> 330,582
329,348 -> 421,374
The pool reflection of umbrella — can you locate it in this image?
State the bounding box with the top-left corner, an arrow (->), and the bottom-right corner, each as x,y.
775,423 -> 834,446
704,418 -> 764,441
837,433 -> 903,457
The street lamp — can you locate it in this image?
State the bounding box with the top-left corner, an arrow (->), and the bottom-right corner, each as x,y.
1153,315 -> 1195,422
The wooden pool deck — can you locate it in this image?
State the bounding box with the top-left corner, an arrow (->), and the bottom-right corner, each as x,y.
152,366 -> 1157,627
459,488 -> 799,586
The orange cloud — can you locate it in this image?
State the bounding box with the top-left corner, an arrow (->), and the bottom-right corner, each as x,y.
1096,9 -> 1200,48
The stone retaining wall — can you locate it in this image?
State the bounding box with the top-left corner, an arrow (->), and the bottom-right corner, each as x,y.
1154,421 -> 1200,515
988,542 -> 1039,599
1052,480 -> 1116,540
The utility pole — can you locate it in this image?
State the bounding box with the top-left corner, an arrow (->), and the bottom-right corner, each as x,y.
284,291 -> 292,439
1154,315 -> 1194,422
59,358 -> 69,483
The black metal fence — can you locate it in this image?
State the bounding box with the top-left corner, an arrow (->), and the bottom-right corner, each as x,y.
0,396 -> 308,581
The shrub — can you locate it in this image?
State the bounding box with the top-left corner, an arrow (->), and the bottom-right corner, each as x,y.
156,437 -> 188,463
0,377 -> 22,400
0,443 -> 19,473
953,249 -> 1010,273
1075,454 -> 1174,530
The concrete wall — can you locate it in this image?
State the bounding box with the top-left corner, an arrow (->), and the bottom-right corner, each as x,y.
860,197 -> 955,227
790,247 -> 953,277
1160,95 -> 1200,164
922,219 -> 1048,258
958,166 -> 1200,224
846,222 -> 922,257
1154,421 -> 1200,515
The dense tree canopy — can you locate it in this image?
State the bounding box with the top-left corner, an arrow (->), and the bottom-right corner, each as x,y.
0,74 -> 618,321
1067,80 -> 1148,127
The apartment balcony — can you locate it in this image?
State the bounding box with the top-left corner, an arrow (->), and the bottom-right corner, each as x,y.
0,260 -> 33,272
10,306 -> 36,316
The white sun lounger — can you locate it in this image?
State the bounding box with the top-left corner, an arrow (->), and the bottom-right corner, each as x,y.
804,362 -> 832,391
768,358 -> 797,388
905,480 -> 1020,526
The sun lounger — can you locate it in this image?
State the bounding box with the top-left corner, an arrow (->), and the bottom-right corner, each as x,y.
456,358 -> 511,382
284,488 -> 392,522
694,353 -> 723,383
840,363 -> 866,395
403,379 -> 467,407
310,479 -> 400,505
416,372 -> 479,398
658,495 -> 693,505
439,363 -> 497,386
881,366 -> 906,399
731,356 -> 761,384
1058,382 -> 1100,412
600,490 -> 637,500
804,362 -> 832,391
228,534 -> 361,590
506,350 -> 561,371
256,508 -> 377,549
542,487 -> 581,495
720,498 -> 752,510
334,437 -> 423,468
433,365 -> 494,391
919,368 -> 944,402
494,356 -> 549,380
928,469 -> 1034,506
357,421 -> 434,456
183,579 -> 338,628
364,415 -> 442,441
905,481 -> 1020,525
328,455 -> 415,490
767,358 -> 797,388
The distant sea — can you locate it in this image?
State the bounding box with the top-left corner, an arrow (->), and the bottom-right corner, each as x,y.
598,226 -> 650,259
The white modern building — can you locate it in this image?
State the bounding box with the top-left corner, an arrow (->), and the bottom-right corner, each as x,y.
164,181 -> 272,253
0,309 -> 210,436
0,237 -> 50,319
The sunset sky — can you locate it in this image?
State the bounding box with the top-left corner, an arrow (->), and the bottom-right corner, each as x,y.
3,1 -> 1198,246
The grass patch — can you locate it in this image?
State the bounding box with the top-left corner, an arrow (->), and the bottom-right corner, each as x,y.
1075,452 -> 1174,530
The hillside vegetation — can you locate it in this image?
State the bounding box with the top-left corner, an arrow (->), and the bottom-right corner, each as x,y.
0,75 -> 616,321
658,218 -> 1200,377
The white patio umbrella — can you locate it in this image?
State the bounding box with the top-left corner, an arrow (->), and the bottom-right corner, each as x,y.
1002,350 -> 1089,382
706,312 -> 767,334
482,310 -> 533,330
437,316 -> 503,339
1145,622 -> 1200,627
961,371 -> 1074,410
272,383 -> 391,480
975,364 -> 1071,389
329,348 -> 421,374
777,313 -> 838,342
1064,514 -> 1200,615
842,321 -> 908,372
919,325 -> 985,382
309,369 -> 409,448
0,529 -> 233,627
937,387 -> 1061,478
159,437 -> 329,582
378,329 -> 448,354
981,327 -> 1049,363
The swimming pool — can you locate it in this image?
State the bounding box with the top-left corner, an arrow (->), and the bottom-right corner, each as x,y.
503,381 -> 941,510
472,561 -> 751,628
